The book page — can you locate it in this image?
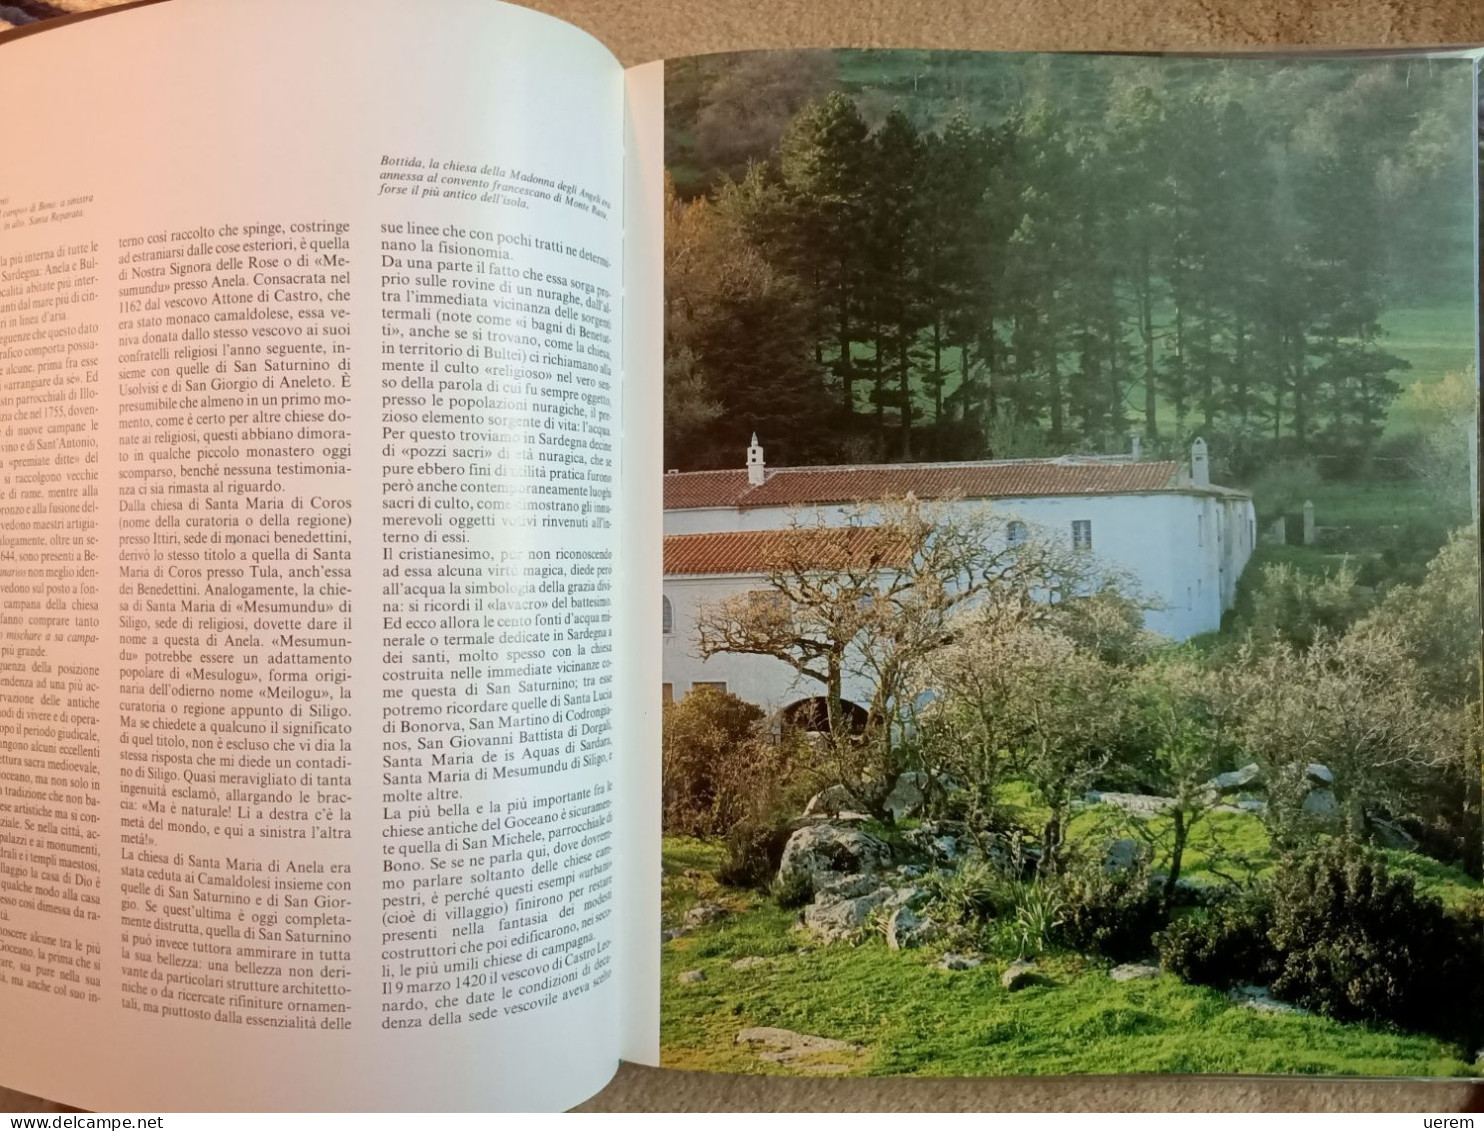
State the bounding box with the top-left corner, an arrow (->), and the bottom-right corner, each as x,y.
0,0 -> 625,1111
615,59 -> 665,1069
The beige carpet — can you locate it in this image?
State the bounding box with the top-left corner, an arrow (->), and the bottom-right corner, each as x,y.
2,0 -> 1481,1113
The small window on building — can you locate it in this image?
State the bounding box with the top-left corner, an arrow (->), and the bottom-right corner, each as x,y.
1197,513 -> 1203,548
662,594 -> 674,635
693,681 -> 727,694
1007,520 -> 1027,546
1071,520 -> 1092,552
661,683 -> 674,704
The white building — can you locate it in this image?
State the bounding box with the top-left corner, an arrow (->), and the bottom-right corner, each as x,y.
662,436 -> 1255,715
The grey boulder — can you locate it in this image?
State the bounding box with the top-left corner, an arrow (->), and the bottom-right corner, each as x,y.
1084,791 -> 1176,818
1368,816 -> 1418,852
883,771 -> 929,821
1228,984 -> 1310,1016
1104,838 -> 1144,872
803,784 -> 865,819
778,824 -> 891,891
1209,763 -> 1263,793
803,886 -> 891,943
1302,788 -> 1341,818
885,905 -> 939,950
1306,763 -> 1335,786
682,902 -> 727,929
1001,959 -> 1039,991
940,953 -> 983,971
1109,962 -> 1161,982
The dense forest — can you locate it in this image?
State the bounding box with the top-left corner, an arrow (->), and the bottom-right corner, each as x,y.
663,51 -> 1477,476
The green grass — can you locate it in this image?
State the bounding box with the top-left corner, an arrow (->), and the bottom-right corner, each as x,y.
1074,801 -> 1480,908
662,788 -> 1482,1078
1380,303 -> 1479,425
1375,850 -> 1483,910
1067,804 -> 1276,885
832,295 -> 1477,456
1263,480 -> 1467,527
1240,543 -> 1356,578
661,837 -> 1479,1077
1216,475 -> 1470,618
999,780 -> 1291,889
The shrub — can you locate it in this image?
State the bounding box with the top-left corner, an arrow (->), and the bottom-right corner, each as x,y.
1052,855 -> 1168,962
1266,839 -> 1474,1035
1446,899 -> 1484,1043
1247,456 -> 1322,520
1156,887 -> 1275,988
1244,560 -> 1368,650
1399,754 -> 1483,877
663,685 -> 777,837
1157,845 -> 1483,1042
921,860 -> 1013,946
1011,884 -> 1066,958
769,867 -> 814,910
716,813 -> 797,891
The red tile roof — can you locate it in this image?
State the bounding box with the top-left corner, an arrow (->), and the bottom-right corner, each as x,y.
663,459 -> 1183,510
664,527 -> 913,576
661,469 -> 752,510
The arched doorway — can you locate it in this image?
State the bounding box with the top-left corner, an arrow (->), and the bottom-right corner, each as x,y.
781,696 -> 868,734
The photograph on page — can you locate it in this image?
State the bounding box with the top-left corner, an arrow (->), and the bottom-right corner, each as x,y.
657,48 -> 1483,1077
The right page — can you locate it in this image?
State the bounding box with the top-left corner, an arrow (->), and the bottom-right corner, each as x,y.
654,47 -> 1484,1078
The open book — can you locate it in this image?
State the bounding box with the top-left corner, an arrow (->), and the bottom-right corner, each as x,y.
1,0 -> 1480,1111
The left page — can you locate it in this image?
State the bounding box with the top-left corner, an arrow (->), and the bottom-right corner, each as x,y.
0,0 -> 626,1111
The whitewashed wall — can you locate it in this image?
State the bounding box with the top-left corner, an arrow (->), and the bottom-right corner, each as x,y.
662,574 -> 881,712
663,490 -> 1257,705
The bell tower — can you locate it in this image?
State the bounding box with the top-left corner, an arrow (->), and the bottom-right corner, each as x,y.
1191,437 -> 1210,488
747,433 -> 766,486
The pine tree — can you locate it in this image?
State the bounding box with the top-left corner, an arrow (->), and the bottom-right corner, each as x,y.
1003,108 -> 1078,446
1105,80 -> 1169,441
778,94 -> 873,428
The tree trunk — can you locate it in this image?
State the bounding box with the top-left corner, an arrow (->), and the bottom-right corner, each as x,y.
873,320 -> 886,447
1292,329 -> 1309,444
826,654 -> 845,745
1106,309 -> 1124,439
1137,245 -> 1158,440
838,271 -> 853,417
1272,337 -> 1284,441
1078,321 -> 1097,438
899,333 -> 913,460
1200,303 -> 1215,431
1040,800 -> 1065,877
931,319 -> 944,458
960,340 -> 975,426
1164,808 -> 1187,901
1233,314 -> 1248,424
1048,315 -> 1063,445
1171,297 -> 1187,430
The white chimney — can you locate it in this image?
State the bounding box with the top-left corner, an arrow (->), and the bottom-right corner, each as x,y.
1190,437 -> 1209,488
1130,434 -> 1142,461
746,433 -> 766,486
